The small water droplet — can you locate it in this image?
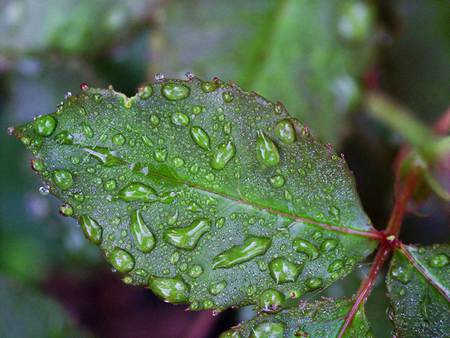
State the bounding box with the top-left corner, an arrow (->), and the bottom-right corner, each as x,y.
148,276 -> 190,303
211,141 -> 236,170
154,148 -> 168,162
109,247 -> 135,273
320,238 -> 338,252
201,81 -> 219,93
80,83 -> 89,91
53,169 -> 73,190
212,236 -> 271,269
188,264 -> 203,278
251,322 -> 285,338
391,264 -> 413,284
112,133 -> 126,145
130,209 -> 155,253
104,179 -> 117,191
256,131 -> 280,166
328,259 -> 345,273
79,215 -> 102,244
275,119 -> 296,144
185,71 -> 195,79
54,131 -> 73,145
209,280 -> 227,295
34,115 -> 57,136
139,85 -> 153,99
161,82 -> 190,101
171,111 -> 190,126
173,157 -> 185,168
305,277 -> 323,289
81,122 -> 94,138
293,238 -> 319,260
258,289 -> 285,310
31,159 -> 45,172
155,73 -> 165,81
269,175 -> 285,188
118,182 -> 158,202
222,92 -> 233,103
269,257 -> 301,284
39,185 -> 50,196
164,218 -> 211,250
84,147 -> 125,167
59,203 -> 73,217
429,253 -> 449,268
190,126 -> 210,150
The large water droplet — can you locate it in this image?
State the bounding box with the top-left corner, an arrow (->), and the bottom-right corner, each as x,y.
211,141 -> 236,170
212,236 -> 271,269
109,247 -> 135,273
256,131 -> 280,166
258,289 -> 285,310
139,85 -> 153,99
391,264 -> 412,284
54,131 -> 73,145
34,115 -> 57,136
209,280 -> 227,295
305,277 -> 323,289
269,257 -> 301,284
164,218 -> 211,250
118,182 -> 158,202
79,215 -> 102,244
171,112 -> 190,126
275,120 -> 296,144
250,322 -> 284,338
320,238 -> 338,252
328,259 -> 345,273
188,264 -> 203,278
293,238 -> 319,260
161,83 -> 190,101
190,126 -> 210,150
84,147 -> 125,167
148,276 -> 190,303
130,209 -> 155,253
429,253 -> 449,268
53,169 -> 73,190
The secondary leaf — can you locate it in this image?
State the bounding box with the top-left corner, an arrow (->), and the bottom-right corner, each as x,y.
386,244 -> 450,338
154,0 -> 376,143
0,275 -> 90,338
12,77 -> 377,312
220,297 -> 373,337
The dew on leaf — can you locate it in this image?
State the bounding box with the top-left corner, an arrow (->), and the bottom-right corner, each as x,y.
209,281 -> 227,295
222,92 -> 233,103
81,122 -> 94,138
269,175 -> 285,188
250,322 -> 284,338
258,289 -> 285,310
211,141 -> 236,170
428,253 -> 449,268
305,277 -> 323,289
79,215 -> 102,245
59,203 -> 73,216
104,179 -> 117,191
293,238 -> 319,260
130,209 -> 155,253
161,82 -> 190,101
328,259 -> 345,273
212,236 -> 271,269
118,182 -> 158,202
84,147 -> 124,167
164,218 -> 211,250
275,119 -> 296,144
31,159 -> 45,172
148,276 -> 190,303
171,112 -> 190,126
139,85 -> 153,99
154,148 -> 167,162
190,126 -> 210,150
201,81 -> 219,93
112,133 -> 126,145
391,264 -> 413,284
53,169 -> 73,190
269,257 -> 301,284
188,264 -> 203,278
54,131 -> 73,145
109,247 -> 135,273
34,115 -> 57,136
320,238 -> 338,252
256,131 -> 280,166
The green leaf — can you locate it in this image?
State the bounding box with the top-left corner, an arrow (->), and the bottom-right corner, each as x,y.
386,244 -> 450,338
0,0 -> 151,56
154,0 -> 376,143
0,275 -> 91,338
220,297 -> 373,337
12,77 -> 377,311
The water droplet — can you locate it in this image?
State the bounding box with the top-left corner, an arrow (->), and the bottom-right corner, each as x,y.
328,259 -> 345,273
258,289 -> 285,310
164,218 -> 211,250
293,238 -> 319,260
104,179 -> 117,191
155,73 -> 165,81
150,115 -> 160,126
171,112 -> 190,126
185,71 -> 195,79
148,276 -> 190,303
34,115 -> 57,136
161,82 -> 190,101
188,264 -> 203,278
201,81 -> 219,93
219,330 -> 242,338
320,238 -> 338,252
112,133 -> 126,145
154,148 -> 167,162
190,126 -> 210,150
109,247 -> 135,273
211,141 -> 236,170
209,281 -> 227,295
305,277 -> 323,289
93,93 -> 103,103
212,236 -> 271,269
251,322 -> 284,338
429,253 -> 449,268
118,182 -> 158,202
139,85 -> 153,99
81,123 -> 94,138
222,92 -> 233,103
80,83 -> 89,91
275,120 -> 296,144
391,264 -> 412,284
215,217 -> 225,228
38,185 -> 50,196
79,215 -> 102,245
269,257 -> 301,284
53,169 -> 73,190
84,147 -> 125,167
269,175 -> 285,188
130,209 -> 155,253
329,206 -> 341,220
256,131 -> 280,166
173,157 -> 185,168
31,159 -> 45,172
59,203 -> 73,217
54,131 -> 73,145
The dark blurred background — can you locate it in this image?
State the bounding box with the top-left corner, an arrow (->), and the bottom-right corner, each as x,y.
0,1 -> 448,337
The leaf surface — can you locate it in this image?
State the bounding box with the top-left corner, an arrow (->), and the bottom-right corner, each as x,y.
154,0 -> 376,143
386,244 -> 450,338
12,77 -> 377,311
220,297 -> 373,338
